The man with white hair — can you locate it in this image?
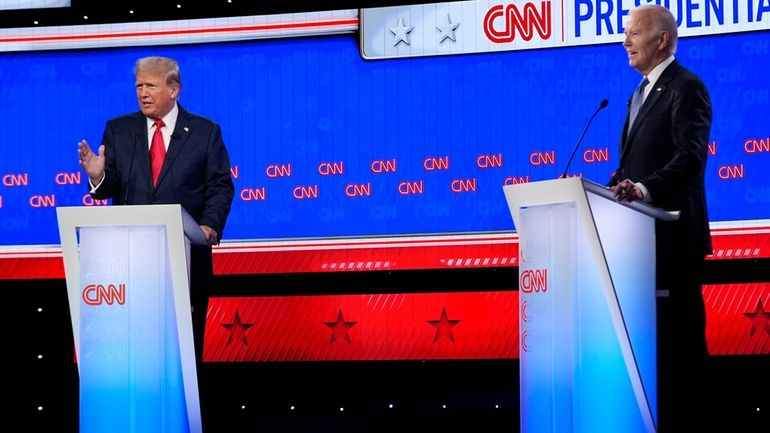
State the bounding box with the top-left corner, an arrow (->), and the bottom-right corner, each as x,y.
611,5 -> 712,432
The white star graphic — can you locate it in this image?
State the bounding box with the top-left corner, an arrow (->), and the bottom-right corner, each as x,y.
436,14 -> 460,43
389,16 -> 414,47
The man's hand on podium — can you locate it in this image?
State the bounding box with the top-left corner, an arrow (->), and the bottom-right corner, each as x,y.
200,225 -> 219,246
612,179 -> 644,202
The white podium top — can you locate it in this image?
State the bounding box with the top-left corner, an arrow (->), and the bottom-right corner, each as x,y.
581,178 -> 679,222
57,204 -> 207,244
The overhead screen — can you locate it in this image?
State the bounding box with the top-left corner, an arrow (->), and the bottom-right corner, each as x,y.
0,6 -> 768,256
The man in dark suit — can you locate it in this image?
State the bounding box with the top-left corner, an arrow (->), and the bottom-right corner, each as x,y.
610,5 -> 712,432
77,56 -> 235,364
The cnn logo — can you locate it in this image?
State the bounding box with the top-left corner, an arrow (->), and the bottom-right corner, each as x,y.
520,269 -> 548,293
82,283 -> 126,306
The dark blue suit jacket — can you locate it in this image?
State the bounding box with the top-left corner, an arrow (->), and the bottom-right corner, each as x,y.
611,60 -> 712,259
91,105 -> 234,238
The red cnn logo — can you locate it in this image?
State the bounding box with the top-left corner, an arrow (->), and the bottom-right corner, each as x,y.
266,163 -> 292,178
240,187 -> 267,201
1,173 -> 29,186
55,172 -> 82,185
520,269 -> 548,293
483,1 -> 552,43
82,283 -> 126,305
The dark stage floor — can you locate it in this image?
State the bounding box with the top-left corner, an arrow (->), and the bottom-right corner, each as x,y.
20,354 -> 770,432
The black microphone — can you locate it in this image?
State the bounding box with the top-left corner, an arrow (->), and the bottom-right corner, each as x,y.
561,99 -> 609,178
123,134 -> 141,204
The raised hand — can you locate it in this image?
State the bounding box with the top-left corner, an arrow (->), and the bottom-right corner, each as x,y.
78,140 -> 105,184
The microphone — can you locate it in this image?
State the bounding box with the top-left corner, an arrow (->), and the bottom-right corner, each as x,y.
560,99 -> 609,178
124,134 -> 141,204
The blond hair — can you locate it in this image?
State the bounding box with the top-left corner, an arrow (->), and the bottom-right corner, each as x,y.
134,56 -> 181,88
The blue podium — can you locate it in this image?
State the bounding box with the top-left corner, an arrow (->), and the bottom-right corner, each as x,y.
504,178 -> 677,433
57,204 -> 206,433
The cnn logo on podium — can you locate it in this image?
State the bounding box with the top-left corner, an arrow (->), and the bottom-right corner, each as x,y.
82,283 -> 126,306
520,269 -> 548,293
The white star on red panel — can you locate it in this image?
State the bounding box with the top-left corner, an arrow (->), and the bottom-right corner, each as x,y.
428,307 -> 461,343
324,310 -> 357,344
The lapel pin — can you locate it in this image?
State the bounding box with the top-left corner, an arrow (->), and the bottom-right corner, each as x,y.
656,87 -> 662,92
184,127 -> 189,132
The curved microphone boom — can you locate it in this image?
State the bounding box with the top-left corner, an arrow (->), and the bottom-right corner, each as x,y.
561,99 -> 609,178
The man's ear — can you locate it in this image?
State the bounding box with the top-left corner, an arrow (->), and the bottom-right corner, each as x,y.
658,30 -> 670,52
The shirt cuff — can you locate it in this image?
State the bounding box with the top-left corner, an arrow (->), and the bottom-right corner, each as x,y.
89,174 -> 105,194
635,182 -> 651,203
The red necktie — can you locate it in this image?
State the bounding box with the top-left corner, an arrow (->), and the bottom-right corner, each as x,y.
150,119 -> 166,186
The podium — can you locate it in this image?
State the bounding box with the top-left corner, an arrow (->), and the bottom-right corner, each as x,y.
503,178 -> 677,433
57,204 -> 207,433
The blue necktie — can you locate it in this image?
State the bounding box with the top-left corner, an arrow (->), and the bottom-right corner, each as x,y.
627,77 -> 649,134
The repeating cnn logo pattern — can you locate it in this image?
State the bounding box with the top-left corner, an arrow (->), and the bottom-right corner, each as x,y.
520,269 -> 548,293
483,1 -> 552,43
82,283 -> 126,305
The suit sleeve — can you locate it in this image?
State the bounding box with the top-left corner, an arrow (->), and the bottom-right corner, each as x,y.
200,122 -> 235,238
640,78 -> 712,202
